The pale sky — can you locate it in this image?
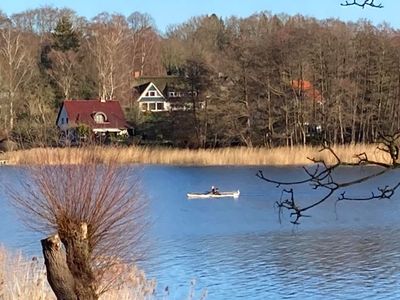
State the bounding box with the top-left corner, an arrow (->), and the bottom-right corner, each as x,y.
0,0 -> 397,33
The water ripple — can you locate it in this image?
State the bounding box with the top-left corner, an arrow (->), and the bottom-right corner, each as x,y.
144,228 -> 400,299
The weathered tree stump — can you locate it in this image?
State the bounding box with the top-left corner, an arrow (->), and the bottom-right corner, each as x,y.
41,222 -> 98,300
41,234 -> 77,300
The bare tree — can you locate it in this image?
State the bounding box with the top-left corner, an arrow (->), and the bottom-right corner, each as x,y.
86,13 -> 130,101
47,50 -> 78,99
0,24 -> 34,130
127,12 -> 157,76
9,148 -> 147,299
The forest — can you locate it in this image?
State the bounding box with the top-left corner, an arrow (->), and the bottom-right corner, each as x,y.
0,6 -> 399,149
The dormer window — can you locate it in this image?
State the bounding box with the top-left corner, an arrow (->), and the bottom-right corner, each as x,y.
94,112 -> 107,123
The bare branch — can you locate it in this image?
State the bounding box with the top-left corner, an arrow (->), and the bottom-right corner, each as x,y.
274,189 -> 310,225
259,133 -> 400,224
341,0 -> 383,8
337,181 -> 400,202
8,148 -> 149,297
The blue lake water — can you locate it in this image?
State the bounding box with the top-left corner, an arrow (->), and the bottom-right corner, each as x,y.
1,165 -> 400,299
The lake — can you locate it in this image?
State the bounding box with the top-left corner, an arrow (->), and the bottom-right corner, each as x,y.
1,165 -> 400,299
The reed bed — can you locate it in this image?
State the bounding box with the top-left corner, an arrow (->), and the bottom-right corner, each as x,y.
0,247 -> 52,300
1,144 -> 391,166
0,247 -> 156,300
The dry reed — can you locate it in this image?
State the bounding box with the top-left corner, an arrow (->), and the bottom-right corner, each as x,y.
1,144 -> 392,166
0,247 -> 52,300
0,247 -> 156,300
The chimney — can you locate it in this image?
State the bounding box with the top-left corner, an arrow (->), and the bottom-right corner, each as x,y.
133,71 -> 141,78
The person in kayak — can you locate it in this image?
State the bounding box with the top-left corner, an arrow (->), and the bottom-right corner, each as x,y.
210,186 -> 221,195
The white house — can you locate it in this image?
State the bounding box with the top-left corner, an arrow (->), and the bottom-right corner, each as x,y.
135,82 -> 170,112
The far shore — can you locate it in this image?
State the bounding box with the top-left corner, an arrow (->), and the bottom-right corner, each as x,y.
0,144 -> 391,166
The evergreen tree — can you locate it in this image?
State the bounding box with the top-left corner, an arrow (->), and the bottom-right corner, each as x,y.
52,16 -> 80,52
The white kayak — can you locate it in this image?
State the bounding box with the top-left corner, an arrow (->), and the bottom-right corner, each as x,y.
187,190 -> 240,199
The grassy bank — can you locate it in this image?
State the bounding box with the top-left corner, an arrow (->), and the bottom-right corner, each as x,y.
0,144 -> 391,166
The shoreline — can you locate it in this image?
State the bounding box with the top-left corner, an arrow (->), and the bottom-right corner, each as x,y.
0,144 -> 391,166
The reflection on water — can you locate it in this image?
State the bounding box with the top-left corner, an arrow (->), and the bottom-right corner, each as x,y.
145,229 -> 400,299
141,166 -> 400,299
1,165 -> 400,299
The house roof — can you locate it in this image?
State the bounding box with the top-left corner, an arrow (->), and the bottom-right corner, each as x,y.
291,80 -> 323,104
134,83 -> 151,95
58,100 -> 128,129
132,76 -> 183,92
135,82 -> 166,102
133,76 -> 192,104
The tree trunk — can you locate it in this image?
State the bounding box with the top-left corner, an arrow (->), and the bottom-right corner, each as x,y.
41,235 -> 77,300
338,104 -> 344,145
41,222 -> 98,300
9,101 -> 13,130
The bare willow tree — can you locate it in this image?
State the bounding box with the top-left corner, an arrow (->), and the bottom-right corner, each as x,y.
257,133 -> 400,225
9,149 -> 148,299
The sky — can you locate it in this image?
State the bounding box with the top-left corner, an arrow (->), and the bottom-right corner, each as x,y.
0,0 -> 398,33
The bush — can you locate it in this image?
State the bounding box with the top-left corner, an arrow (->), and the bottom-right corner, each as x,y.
9,148 -> 149,299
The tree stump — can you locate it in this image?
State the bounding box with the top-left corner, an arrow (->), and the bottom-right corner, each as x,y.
41,222 -> 98,300
41,234 -> 77,300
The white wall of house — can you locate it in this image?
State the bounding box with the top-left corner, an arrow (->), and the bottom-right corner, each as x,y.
137,82 -> 170,112
136,82 -> 206,113
93,128 -> 128,135
139,101 -> 170,112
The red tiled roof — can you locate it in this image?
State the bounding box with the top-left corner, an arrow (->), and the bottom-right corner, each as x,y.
291,80 -> 323,104
59,100 -> 128,129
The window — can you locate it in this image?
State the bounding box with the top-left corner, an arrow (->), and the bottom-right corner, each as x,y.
156,102 -> 164,110
147,91 -> 156,97
66,117 -> 68,124
61,118 -> 64,124
149,103 -> 156,110
169,91 -> 176,97
94,112 -> 107,123
141,103 -> 148,111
